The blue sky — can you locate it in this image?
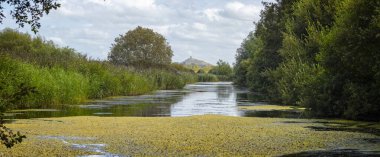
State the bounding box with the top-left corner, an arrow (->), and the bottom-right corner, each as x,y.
0,0 -> 271,64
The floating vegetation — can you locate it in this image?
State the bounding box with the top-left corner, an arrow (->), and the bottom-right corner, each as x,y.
281,149 -> 380,157
1,115 -> 379,156
38,136 -> 119,156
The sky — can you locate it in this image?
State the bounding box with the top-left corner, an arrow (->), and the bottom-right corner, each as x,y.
0,0 -> 271,65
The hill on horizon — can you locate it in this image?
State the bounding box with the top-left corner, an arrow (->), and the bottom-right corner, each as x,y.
180,56 -> 213,67
180,56 -> 214,73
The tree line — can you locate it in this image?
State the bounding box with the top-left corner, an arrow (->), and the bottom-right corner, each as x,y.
234,0 -> 380,121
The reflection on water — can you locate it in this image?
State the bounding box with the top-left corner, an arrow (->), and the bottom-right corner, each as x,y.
6,82 -> 278,119
171,82 -> 238,116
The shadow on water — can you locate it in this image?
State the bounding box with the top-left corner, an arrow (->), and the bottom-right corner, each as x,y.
306,126 -> 380,136
5,103 -> 173,119
281,120 -> 380,136
305,122 -> 380,136
280,149 -> 380,157
243,110 -> 304,119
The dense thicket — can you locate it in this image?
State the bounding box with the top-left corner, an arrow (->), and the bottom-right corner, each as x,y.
234,0 -> 380,121
0,28 -> 196,110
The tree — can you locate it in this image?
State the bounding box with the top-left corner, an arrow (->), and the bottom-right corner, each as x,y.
245,0 -> 296,101
271,0 -> 338,106
234,32 -> 254,86
0,0 -> 61,33
234,0 -> 380,120
108,26 -> 173,67
315,0 -> 380,120
209,60 -> 232,76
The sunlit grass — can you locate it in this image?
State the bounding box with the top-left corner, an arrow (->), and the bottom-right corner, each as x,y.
1,115 -> 378,156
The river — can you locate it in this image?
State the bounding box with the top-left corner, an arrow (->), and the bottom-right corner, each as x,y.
7,82 -> 281,119
3,82 -> 379,156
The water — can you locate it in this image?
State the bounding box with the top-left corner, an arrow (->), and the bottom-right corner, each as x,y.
6,82 -> 275,119
5,82 -> 380,156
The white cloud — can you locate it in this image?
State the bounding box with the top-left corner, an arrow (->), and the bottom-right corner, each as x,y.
223,1 -> 262,21
192,23 -> 207,31
203,9 -> 221,21
86,0 -> 157,9
1,0 -> 265,64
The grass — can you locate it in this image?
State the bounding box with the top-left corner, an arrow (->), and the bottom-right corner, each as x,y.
1,115 -> 378,156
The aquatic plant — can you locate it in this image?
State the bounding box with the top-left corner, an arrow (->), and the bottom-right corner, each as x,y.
1,116 -> 378,156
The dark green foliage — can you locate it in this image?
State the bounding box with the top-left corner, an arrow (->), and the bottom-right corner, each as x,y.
0,0 -> 60,33
209,60 -> 232,76
108,26 -> 173,67
234,0 -> 380,120
0,117 -> 26,148
209,60 -> 233,81
0,28 -> 87,69
244,0 -> 297,101
0,56 -> 33,148
314,0 -> 380,120
197,74 -> 218,82
270,0 -> 338,106
233,33 -> 254,86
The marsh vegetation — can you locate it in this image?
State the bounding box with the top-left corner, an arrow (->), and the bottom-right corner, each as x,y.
1,115 -> 379,156
0,0 -> 379,156
1,82 -> 379,156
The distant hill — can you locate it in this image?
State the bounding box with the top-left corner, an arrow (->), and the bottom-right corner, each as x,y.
180,57 -> 214,73
181,56 -> 213,67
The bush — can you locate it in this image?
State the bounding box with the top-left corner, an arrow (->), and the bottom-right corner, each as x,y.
198,74 -> 218,82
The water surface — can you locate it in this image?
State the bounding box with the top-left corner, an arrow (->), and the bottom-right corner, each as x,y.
6,82 -> 290,119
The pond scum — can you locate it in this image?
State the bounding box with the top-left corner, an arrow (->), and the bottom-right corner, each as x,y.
0,115 -> 379,156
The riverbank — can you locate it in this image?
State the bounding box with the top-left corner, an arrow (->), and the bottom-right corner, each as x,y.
1,115 -> 379,156
0,29 -> 198,110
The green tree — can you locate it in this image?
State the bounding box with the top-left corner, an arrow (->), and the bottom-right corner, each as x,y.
246,0 -> 297,101
209,60 -> 233,77
271,0 -> 338,105
0,0 -> 60,33
235,0 -> 380,120
315,0 -> 380,120
108,26 -> 173,67
234,32 -> 254,86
